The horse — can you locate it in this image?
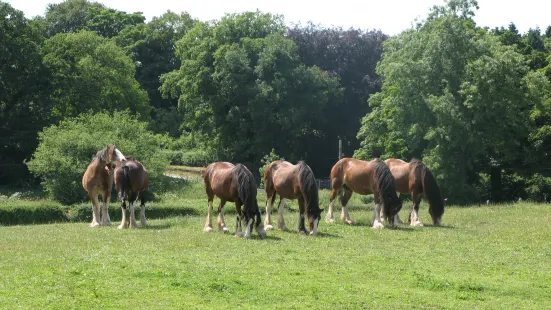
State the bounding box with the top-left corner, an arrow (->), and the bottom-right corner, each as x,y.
114,157 -> 150,229
384,158 -> 444,226
203,162 -> 267,238
82,144 -> 126,227
263,160 -> 323,235
325,158 -> 402,229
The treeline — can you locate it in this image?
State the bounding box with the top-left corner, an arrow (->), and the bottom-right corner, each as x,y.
1,0 -> 550,203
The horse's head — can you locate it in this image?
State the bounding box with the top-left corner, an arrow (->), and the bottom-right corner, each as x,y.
98,144 -> 126,165
384,194 -> 402,226
308,208 -> 323,235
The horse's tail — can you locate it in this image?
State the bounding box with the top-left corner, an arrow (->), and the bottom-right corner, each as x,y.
263,161 -> 276,193
120,165 -> 131,201
297,161 -> 320,215
374,160 -> 402,220
413,160 -> 444,224
235,164 -> 257,213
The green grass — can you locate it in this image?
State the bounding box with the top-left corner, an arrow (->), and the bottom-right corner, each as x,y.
1,181 -> 550,309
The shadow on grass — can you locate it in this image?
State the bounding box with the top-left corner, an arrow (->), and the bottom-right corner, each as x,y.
424,224 -> 456,229
141,223 -> 174,230
314,231 -> 343,238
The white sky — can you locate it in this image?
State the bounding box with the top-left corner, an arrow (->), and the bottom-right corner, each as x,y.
6,0 -> 551,36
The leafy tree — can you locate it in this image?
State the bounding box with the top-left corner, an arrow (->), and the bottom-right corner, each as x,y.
258,149 -> 284,188
287,23 -> 387,158
41,30 -> 151,121
355,0 -> 547,203
161,11 -> 342,166
26,111 -> 169,204
86,6 -> 145,38
0,2 -> 52,184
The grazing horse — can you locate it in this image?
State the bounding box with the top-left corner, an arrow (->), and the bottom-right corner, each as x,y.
384,158 -> 444,226
203,162 -> 267,238
326,158 -> 402,229
263,160 -> 323,235
82,144 -> 126,227
114,157 -> 150,229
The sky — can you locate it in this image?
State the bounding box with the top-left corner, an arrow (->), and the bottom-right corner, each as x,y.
6,0 -> 551,36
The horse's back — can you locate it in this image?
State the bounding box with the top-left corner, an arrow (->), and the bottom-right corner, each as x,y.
269,160 -> 302,198
204,162 -> 238,201
114,160 -> 148,192
332,158 -> 378,195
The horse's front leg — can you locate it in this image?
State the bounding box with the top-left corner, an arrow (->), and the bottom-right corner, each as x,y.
243,213 -> 253,239
204,198 -> 214,232
255,211 -> 267,238
325,189 -> 338,224
297,198 -> 308,235
235,203 -> 244,237
372,203 -> 385,229
139,199 -> 149,227
100,190 -> 112,226
264,195 -> 275,231
410,191 -> 423,227
89,192 -> 101,228
276,197 -> 288,231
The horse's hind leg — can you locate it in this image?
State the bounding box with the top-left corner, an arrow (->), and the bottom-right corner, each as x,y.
89,191 -> 101,228
139,194 -> 149,227
276,197 -> 289,231
371,199 -> 385,229
235,203 -> 244,237
264,193 -> 276,230
217,200 -> 229,233
297,198 -> 308,235
118,200 -> 128,229
255,210 -> 267,238
204,193 -> 214,232
410,191 -> 423,227
340,188 -> 355,225
100,189 -> 112,226
128,194 -> 138,228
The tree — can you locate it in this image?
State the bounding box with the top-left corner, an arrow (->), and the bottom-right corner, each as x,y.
287,23 -> 387,159
86,6 -> 145,38
0,2 -> 52,184
354,0 -> 547,203
41,30 -> 151,121
115,11 -> 196,136
161,11 -> 342,166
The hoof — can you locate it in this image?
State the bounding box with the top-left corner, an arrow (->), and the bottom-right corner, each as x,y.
258,230 -> 267,238
264,224 -> 274,231
325,218 -> 334,224
309,230 -> 318,236
221,227 -> 230,233
89,222 -> 100,228
278,226 -> 289,231
204,226 -> 214,232
141,222 -> 150,227
411,221 -> 423,227
117,224 -> 126,230
345,219 -> 355,225
298,230 -> 309,235
101,221 -> 112,226
235,232 -> 244,238
372,222 -> 384,229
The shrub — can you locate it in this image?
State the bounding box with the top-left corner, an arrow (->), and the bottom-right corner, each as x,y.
258,149 -> 284,188
526,173 -> 551,202
26,110 -> 170,205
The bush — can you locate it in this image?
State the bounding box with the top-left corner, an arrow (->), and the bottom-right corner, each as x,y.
26,111 -> 170,205
258,149 -> 284,188
526,173 -> 551,202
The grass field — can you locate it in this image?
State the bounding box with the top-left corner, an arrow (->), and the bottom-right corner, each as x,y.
1,179 -> 550,309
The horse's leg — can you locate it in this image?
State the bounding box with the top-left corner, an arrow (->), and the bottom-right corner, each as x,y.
204,195 -> 214,232
264,194 -> 276,231
276,197 -> 289,231
217,199 -> 229,233
371,202 -> 385,229
394,191 -> 404,224
340,188 -> 355,225
410,191 -> 423,227
100,189 -> 112,226
235,203 -> 244,237
89,191 -> 101,228
118,200 -> 128,229
243,211 -> 253,239
139,195 -> 149,227
255,210 -> 267,238
129,196 -> 138,228
297,198 -> 308,235
325,188 -> 338,224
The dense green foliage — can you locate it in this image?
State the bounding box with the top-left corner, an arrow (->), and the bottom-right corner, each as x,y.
26,111 -> 169,204
1,0 -> 551,203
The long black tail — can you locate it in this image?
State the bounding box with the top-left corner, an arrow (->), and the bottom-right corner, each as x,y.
120,165 -> 131,201
297,161 -> 320,215
234,164 -> 257,213
374,160 -> 401,219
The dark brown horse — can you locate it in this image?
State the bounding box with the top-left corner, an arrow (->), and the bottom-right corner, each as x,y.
384,158 -> 444,226
114,157 -> 150,229
326,158 -> 402,229
203,162 -> 266,238
263,160 -> 323,235
82,144 -> 126,227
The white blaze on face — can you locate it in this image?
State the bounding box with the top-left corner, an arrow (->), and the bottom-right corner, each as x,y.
114,149 -> 126,162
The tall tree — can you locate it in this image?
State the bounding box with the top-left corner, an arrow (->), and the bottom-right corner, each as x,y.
355,0 -> 547,203
0,2 -> 52,184
42,30 -> 151,121
160,11 -> 342,167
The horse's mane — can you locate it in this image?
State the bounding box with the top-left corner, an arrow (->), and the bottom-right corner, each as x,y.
410,158 -> 444,219
297,161 -> 320,215
93,146 -> 110,163
374,159 -> 401,218
234,164 -> 257,213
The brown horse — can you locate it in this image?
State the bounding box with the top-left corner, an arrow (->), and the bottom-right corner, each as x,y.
384,158 -> 444,226
114,157 -> 150,229
263,160 -> 323,235
82,144 -> 126,227
203,162 -> 266,238
326,158 -> 402,229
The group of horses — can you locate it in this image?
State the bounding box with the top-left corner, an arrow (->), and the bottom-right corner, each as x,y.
82,144 -> 445,238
